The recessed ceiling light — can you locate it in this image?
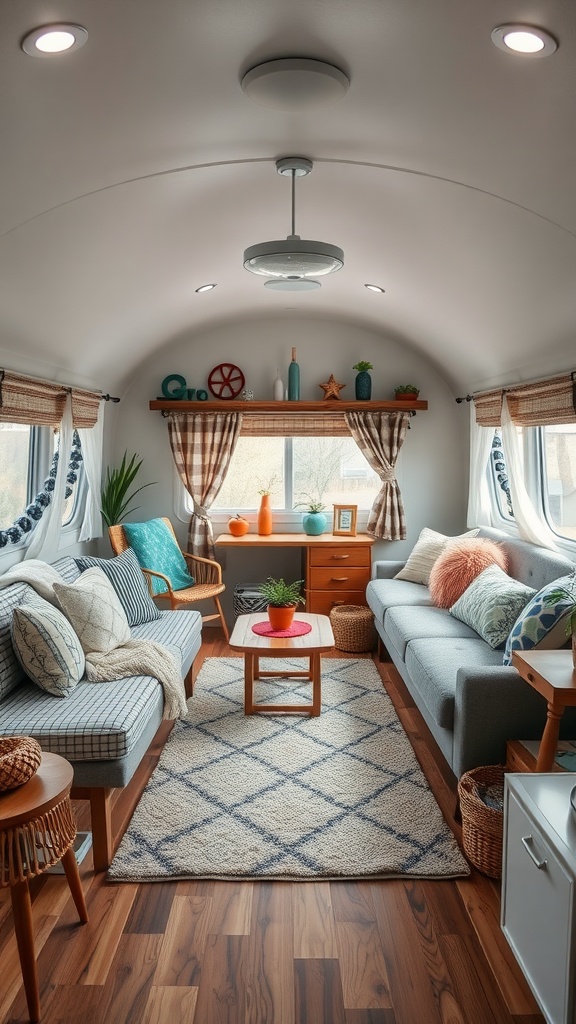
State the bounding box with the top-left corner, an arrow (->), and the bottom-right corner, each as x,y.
365,284 -> 385,293
264,279 -> 321,291
21,24 -> 88,56
195,283 -> 216,293
491,24 -> 558,56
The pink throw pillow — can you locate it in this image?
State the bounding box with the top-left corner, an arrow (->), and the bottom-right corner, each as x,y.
429,538 -> 509,608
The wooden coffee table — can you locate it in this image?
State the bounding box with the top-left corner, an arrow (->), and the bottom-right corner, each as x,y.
229,612 -> 335,715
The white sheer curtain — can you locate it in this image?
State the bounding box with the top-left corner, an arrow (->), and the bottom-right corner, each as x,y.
25,395 -> 74,561
466,402 -> 494,528
78,402 -> 104,541
501,395 -> 559,549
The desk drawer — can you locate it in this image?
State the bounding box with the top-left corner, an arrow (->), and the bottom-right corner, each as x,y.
309,545 -> 371,568
309,566 -> 370,591
307,590 -> 367,616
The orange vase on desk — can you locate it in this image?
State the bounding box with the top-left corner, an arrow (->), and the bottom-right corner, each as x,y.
257,494 -> 272,535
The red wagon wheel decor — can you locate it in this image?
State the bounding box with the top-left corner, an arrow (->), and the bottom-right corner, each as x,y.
207,363 -> 246,400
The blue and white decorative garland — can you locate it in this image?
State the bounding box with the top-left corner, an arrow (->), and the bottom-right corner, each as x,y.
491,432 -> 513,517
0,431 -> 83,548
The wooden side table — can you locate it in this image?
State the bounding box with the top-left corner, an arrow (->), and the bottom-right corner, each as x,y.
0,752 -> 88,1022
511,649 -> 576,772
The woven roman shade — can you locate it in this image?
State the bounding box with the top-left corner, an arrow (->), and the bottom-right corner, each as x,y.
473,390 -> 503,427
0,372 -> 101,427
240,411 -> 349,437
505,374 -> 576,427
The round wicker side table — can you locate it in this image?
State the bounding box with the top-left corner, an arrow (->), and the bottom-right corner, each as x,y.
329,604 -> 376,653
0,752 -> 88,1022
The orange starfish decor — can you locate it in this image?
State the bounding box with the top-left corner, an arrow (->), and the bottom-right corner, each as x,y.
319,374 -> 346,400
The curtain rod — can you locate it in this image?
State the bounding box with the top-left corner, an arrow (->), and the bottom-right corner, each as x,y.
0,368 -> 120,402
455,368 -> 575,404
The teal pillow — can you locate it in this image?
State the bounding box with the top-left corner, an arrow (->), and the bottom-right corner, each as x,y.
123,519 -> 194,596
503,574 -> 575,666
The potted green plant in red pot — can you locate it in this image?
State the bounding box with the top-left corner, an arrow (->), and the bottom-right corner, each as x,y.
258,577 -> 305,631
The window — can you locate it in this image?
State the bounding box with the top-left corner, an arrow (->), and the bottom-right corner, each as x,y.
210,436 -> 380,512
541,424 -> 576,541
0,424 -> 83,540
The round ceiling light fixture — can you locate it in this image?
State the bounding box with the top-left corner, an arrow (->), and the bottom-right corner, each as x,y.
21,23 -> 88,56
264,279 -> 321,291
491,24 -> 558,56
243,158 -> 344,281
241,58 -> 349,111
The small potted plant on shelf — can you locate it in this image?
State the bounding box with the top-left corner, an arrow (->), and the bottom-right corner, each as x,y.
352,360 -> 373,400
296,494 -> 327,536
393,384 -> 420,402
258,577 -> 305,631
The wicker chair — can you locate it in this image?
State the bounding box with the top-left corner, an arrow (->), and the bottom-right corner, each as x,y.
108,518 -> 229,642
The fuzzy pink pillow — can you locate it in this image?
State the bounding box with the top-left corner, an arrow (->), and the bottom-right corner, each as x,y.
429,538 -> 509,608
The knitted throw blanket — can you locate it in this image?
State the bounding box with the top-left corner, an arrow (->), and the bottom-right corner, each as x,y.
85,639 -> 188,720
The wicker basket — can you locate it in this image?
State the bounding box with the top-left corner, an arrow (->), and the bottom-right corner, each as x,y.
458,764 -> 505,878
329,604 -> 377,653
0,736 -> 42,792
233,584 -> 268,617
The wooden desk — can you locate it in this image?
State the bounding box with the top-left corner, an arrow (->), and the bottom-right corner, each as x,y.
511,649 -> 576,772
215,532 -> 375,614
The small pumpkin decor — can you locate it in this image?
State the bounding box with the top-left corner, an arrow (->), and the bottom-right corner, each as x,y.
258,577 -> 305,631
228,514 -> 249,537
296,494 -> 327,536
393,384 -> 420,402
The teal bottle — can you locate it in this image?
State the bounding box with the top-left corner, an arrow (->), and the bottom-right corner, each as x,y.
288,347 -> 300,400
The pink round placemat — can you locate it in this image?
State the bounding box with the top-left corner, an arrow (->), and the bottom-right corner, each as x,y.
252,620 -> 312,638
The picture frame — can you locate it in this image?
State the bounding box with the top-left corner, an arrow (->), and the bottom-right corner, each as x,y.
333,504 -> 358,536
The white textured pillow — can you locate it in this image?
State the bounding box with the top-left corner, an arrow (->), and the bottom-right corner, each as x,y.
53,567 -> 131,655
11,599 -> 85,697
394,527 -> 481,585
450,564 -> 536,650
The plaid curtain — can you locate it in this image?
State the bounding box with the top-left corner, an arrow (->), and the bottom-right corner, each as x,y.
167,411 -> 242,557
345,411 -> 409,540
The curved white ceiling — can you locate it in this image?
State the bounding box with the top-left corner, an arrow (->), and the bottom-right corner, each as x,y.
1,0 -> 575,394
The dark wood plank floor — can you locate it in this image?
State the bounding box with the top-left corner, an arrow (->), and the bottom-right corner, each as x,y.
0,634 -> 544,1023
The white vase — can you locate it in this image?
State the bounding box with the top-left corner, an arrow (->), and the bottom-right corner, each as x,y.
273,370 -> 283,401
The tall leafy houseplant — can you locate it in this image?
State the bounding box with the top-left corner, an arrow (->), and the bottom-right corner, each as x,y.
100,451 -> 155,528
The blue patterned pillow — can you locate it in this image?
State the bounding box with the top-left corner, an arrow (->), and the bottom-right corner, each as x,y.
503,574 -> 575,666
450,564 -> 536,650
11,598 -> 85,697
122,519 -> 194,596
75,548 -> 161,626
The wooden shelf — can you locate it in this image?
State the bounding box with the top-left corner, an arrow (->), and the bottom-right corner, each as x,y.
149,399 -> 428,413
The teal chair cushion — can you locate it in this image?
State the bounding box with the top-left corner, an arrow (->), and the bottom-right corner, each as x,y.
123,519 -> 195,596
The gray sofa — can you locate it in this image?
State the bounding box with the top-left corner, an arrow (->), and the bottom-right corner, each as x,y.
0,555 -> 202,869
366,526 -> 576,779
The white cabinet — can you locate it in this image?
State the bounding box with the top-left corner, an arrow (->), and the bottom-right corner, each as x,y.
501,774 -> 576,1024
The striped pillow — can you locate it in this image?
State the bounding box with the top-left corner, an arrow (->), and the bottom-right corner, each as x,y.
75,548 -> 161,627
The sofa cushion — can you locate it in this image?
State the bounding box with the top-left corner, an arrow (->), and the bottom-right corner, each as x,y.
429,538 -> 508,608
385,605 -> 479,662
405,636 -> 504,729
75,548 -> 161,627
123,519 -> 194,596
366,578 -> 432,626
450,565 -> 535,650
11,598 -> 85,697
53,567 -> 131,654
503,574 -> 575,666
130,608 -> 203,667
393,527 -> 480,585
0,674 -> 163,761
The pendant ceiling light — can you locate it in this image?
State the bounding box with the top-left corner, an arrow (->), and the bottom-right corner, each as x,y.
243,158 -> 344,282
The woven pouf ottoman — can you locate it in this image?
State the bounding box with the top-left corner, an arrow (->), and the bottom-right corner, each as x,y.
329,604 -> 376,653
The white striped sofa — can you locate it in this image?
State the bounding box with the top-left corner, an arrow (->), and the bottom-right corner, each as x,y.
0,556 -> 202,870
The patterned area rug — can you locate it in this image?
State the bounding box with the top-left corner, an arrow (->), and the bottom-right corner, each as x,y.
108,657 -> 469,881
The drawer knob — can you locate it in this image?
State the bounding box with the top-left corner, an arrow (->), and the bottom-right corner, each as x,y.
331,576 -> 349,582
521,834 -> 548,870
332,554 -> 350,560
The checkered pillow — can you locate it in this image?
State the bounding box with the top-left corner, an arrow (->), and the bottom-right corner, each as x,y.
75,548 -> 161,626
